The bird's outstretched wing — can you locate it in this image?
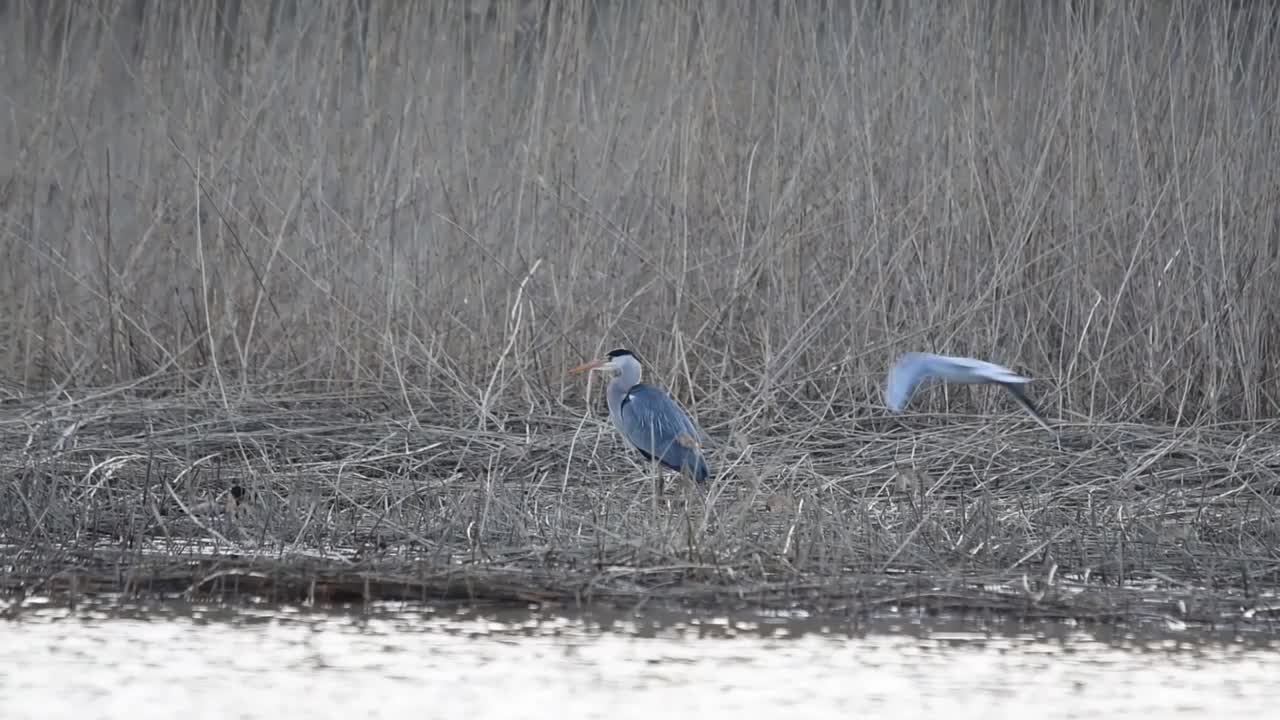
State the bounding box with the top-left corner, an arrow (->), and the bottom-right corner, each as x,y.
617,383 -> 711,482
885,352 -> 1053,432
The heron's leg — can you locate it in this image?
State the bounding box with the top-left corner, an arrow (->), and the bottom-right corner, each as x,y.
648,468 -> 664,516
680,471 -> 708,534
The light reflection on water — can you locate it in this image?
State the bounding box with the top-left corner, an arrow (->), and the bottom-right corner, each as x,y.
0,600 -> 1277,719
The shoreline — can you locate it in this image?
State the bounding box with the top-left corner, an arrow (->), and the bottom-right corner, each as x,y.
2,545 -> 1275,634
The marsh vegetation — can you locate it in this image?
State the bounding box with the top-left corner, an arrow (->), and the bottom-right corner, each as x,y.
1,1 -> 1278,626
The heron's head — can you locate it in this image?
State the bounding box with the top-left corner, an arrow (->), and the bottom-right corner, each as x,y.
570,348 -> 639,375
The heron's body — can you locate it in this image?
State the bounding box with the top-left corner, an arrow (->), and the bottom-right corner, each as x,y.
575,349 -> 710,483
885,352 -> 1053,433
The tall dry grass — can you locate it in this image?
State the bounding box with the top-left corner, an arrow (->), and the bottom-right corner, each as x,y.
1,0 -> 1278,421
1,1 -> 1279,612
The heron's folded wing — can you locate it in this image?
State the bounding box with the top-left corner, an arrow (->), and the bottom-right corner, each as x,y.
619,385 -> 707,474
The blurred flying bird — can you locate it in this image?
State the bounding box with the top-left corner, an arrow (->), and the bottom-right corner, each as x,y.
570,348 -> 711,484
885,352 -> 1054,433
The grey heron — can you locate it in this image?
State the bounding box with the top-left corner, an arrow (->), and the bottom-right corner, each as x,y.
570,348 -> 711,484
885,352 -> 1054,433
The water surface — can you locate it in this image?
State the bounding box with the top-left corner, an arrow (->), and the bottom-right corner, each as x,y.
1,600 -> 1277,719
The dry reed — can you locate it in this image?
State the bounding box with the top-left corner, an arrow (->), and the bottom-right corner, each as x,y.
1,1 -> 1279,626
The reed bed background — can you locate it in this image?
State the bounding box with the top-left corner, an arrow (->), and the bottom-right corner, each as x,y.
1,0 -> 1279,622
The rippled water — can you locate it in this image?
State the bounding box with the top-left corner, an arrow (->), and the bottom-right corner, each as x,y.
1,599 -> 1278,719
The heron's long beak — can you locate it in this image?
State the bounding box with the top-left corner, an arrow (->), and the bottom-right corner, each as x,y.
569,358 -> 605,375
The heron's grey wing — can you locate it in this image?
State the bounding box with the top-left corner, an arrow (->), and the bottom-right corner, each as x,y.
943,355 -> 1033,384
889,353 -> 1034,404
618,384 -> 710,482
885,352 -> 936,411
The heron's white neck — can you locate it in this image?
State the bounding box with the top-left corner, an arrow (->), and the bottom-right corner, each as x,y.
605,355 -> 643,419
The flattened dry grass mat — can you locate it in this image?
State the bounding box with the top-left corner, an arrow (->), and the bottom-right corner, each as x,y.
2,386 -> 1278,629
